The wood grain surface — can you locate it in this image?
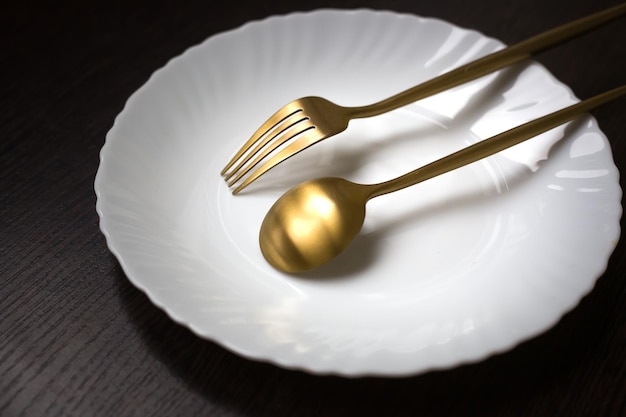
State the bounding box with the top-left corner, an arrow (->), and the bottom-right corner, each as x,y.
2,0 -> 625,416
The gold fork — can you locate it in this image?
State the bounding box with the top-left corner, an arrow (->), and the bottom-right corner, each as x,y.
222,3 -> 626,194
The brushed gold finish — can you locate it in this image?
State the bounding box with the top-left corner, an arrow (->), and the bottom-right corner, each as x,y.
222,3 -> 626,194
259,86 -> 626,272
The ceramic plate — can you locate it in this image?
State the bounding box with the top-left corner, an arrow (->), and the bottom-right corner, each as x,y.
95,9 -> 622,376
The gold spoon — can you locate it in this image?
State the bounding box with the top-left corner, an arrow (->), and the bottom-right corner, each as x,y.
259,85 -> 626,272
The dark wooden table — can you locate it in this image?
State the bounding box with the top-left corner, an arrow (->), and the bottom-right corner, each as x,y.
2,0 -> 625,415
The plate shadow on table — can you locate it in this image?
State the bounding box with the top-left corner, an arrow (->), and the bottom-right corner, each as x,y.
113,229 -> 624,416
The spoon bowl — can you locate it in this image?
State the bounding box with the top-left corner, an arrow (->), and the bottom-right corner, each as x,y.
260,178 -> 367,272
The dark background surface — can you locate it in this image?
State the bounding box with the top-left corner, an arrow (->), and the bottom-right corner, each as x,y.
2,0 -> 625,416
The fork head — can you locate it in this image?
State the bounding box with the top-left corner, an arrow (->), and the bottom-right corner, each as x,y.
221,96 -> 350,194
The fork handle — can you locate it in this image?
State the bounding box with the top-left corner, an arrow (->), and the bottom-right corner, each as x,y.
365,85 -> 626,199
348,3 -> 626,119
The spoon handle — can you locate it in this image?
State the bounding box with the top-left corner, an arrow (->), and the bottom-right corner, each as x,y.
367,85 -> 626,199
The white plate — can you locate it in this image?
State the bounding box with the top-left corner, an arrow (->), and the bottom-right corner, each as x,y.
95,9 -> 622,376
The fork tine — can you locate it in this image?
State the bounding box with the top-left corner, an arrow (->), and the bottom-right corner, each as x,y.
226,120 -> 315,187
224,112 -> 311,183
231,128 -> 323,194
221,104 -> 303,176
